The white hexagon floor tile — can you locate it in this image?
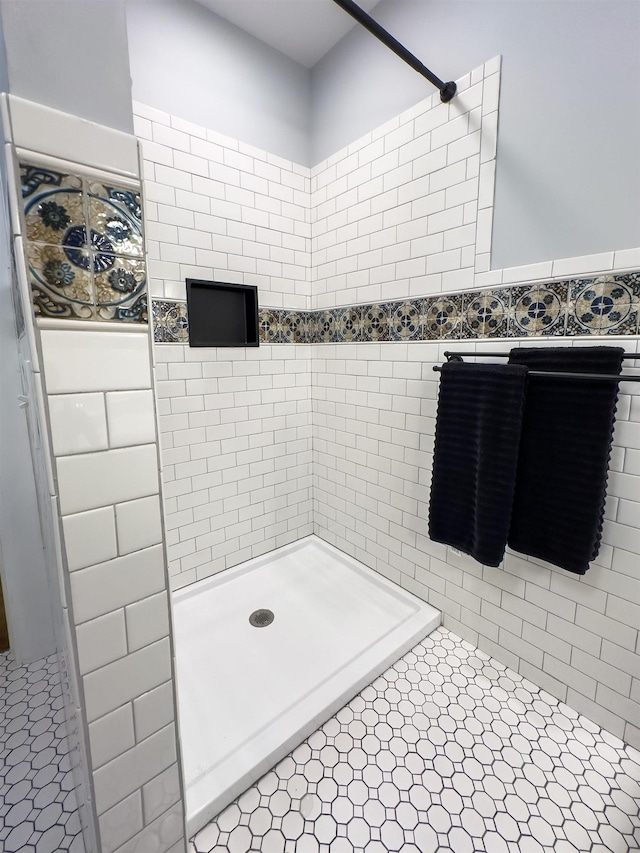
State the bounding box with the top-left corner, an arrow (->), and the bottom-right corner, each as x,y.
0,650 -> 84,852
190,627 -> 640,853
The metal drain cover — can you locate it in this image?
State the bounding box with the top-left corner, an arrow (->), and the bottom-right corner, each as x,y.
249,608 -> 274,628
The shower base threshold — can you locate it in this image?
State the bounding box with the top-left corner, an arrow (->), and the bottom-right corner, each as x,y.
172,535 -> 440,836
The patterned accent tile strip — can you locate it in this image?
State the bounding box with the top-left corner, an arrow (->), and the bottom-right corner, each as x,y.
19,161 -> 148,325
152,272 -> 640,344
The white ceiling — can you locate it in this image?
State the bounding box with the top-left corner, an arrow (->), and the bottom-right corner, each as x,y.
195,0 -> 383,68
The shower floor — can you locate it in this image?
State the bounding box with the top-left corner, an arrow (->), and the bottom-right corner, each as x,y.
172,536 -> 440,836
191,626 -> 640,853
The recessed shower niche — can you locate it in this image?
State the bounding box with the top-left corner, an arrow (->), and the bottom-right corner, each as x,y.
186,278 -> 259,347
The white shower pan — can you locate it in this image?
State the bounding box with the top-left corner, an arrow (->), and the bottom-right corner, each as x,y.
172,535 -> 440,836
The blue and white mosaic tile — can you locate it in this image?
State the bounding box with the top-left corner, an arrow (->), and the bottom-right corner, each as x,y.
153,272 -> 640,345
19,162 -> 147,324
566,274 -> 640,337
509,282 -> 568,337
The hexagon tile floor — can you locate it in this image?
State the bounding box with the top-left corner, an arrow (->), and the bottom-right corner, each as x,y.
191,627 -> 640,853
0,650 -> 84,853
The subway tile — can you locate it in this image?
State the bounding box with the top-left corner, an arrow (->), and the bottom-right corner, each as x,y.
112,801 -> 183,853
545,653 -> 598,700
106,390 -> 157,448
93,723 -> 177,815
546,614 -> 602,658
605,594 -> 640,630
549,572 -> 607,613
89,703 -> 136,770
572,648 -> 631,697
480,599 -> 522,637
501,590 -> 546,629
57,444 -> 159,514
524,583 -> 575,622
552,252 -> 615,277
142,764 -> 181,824
41,330 -> 151,393
600,640 -> 640,680
76,609 -> 127,675
595,683 -> 640,726
49,393 -> 108,456
521,623 -> 571,664
98,791 -> 143,853
84,637 -> 172,722
497,628 -> 543,669
70,545 -> 166,624
62,506 -> 117,571
575,605 -> 637,651
125,592 -> 171,652
133,680 -> 176,742
115,495 -> 163,555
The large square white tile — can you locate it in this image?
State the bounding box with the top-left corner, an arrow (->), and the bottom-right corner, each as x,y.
48,393 -> 108,456
62,506 -> 117,571
115,495 -> 163,555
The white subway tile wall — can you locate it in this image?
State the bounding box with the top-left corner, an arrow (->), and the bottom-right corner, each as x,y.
310,64 -> 498,309
137,56 -> 639,750
41,330 -> 184,853
133,101 -> 311,311
155,344 -> 313,588
311,337 -> 640,750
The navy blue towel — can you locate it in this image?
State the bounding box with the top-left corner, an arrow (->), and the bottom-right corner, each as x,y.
507,346 -> 624,574
428,362 -> 529,567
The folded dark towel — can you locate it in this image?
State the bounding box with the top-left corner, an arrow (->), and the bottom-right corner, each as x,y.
507,346 -> 624,574
428,362 -> 529,567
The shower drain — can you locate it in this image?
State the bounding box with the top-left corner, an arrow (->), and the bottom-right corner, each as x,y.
249,608 -> 274,628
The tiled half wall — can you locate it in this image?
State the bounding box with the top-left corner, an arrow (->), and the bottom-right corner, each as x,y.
139,60 -> 640,752
3,95 -> 186,853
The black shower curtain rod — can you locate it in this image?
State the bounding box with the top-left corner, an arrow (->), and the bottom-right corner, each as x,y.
433,365 -> 640,382
331,0 -> 457,103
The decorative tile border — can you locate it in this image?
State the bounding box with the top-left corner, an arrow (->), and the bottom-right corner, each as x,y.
19,161 -> 148,324
152,272 -> 640,344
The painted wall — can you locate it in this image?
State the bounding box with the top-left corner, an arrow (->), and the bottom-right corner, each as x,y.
0,14 -> 56,665
0,155 -> 57,665
310,0 -> 640,270
126,0 -> 311,166
0,0 -> 133,133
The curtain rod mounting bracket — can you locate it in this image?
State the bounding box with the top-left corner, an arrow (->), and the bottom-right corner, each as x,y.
439,81 -> 457,103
